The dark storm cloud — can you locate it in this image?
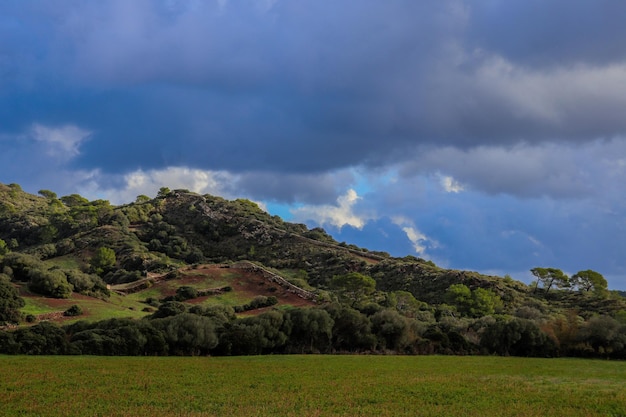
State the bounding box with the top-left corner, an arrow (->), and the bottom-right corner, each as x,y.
3,0 -> 626,181
236,170 -> 354,204
466,1 -> 626,67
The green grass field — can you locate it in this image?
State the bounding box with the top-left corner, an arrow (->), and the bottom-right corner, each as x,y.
1,355 -> 625,417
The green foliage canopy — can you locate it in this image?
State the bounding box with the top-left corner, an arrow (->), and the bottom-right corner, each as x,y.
445,284 -> 502,317
0,275 -> 25,324
531,267 -> 569,294
90,247 -> 116,275
28,268 -> 73,299
0,239 -> 9,257
571,270 -> 608,294
331,272 -> 376,306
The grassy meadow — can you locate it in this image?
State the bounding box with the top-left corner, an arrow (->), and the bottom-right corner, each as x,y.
1,355 -> 625,417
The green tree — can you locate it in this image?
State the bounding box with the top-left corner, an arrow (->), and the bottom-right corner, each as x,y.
157,187 -> 171,198
481,318 -> 556,357
153,313 -> 218,356
284,308 -> 334,353
38,189 -> 57,199
531,267 -> 569,295
571,270 -> 608,294
470,288 -> 502,317
0,275 -> 25,324
324,304 -> 376,351
60,193 -> 89,207
330,272 -> 376,307
28,268 -> 73,298
90,247 -> 116,275
445,284 -> 502,317
371,309 -> 414,351
0,239 -> 8,257
445,284 -> 471,312
576,315 -> 625,358
391,290 -> 425,319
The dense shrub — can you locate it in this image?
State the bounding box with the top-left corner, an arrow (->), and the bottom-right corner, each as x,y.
234,296 -> 278,313
28,268 -> 73,298
64,305 -> 83,317
176,286 -> 198,301
0,276 -> 25,324
64,269 -> 109,297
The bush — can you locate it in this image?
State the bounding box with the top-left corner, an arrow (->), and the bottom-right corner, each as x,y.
28,268 -> 73,298
176,286 -> 198,301
236,296 -> 279,312
64,270 -> 109,297
0,277 -> 25,324
64,305 -> 83,317
152,301 -> 187,318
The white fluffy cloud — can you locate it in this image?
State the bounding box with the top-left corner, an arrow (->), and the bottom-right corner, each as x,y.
391,216 -> 437,258
440,175 -> 464,193
95,167 -> 236,204
291,189 -> 367,229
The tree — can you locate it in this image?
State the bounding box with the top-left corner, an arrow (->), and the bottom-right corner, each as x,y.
324,304 -> 376,351
28,268 -> 73,298
481,318 -> 555,357
60,193 -> 89,207
0,275 -> 25,324
38,189 -> 57,199
391,291 -> 425,319
371,309 -> 414,351
330,272 -> 376,307
157,187 -> 171,198
531,267 -> 569,295
0,239 -> 8,257
153,313 -> 219,355
445,284 -> 502,317
571,270 -> 608,294
576,315 -> 625,358
445,284 -> 472,312
90,247 -> 116,275
284,308 -> 334,353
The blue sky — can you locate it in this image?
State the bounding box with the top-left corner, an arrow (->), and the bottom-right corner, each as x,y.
2,1 -> 626,288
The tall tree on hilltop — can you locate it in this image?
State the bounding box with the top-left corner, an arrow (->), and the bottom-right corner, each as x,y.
571,270 -> 608,295
531,267 -> 569,295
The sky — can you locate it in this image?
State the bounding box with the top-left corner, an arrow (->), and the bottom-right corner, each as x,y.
2,1 -> 626,289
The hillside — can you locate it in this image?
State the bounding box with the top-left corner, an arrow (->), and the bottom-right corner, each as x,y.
1,183 -> 626,358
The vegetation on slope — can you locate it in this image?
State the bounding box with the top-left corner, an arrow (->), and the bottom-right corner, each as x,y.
0,183 -> 625,358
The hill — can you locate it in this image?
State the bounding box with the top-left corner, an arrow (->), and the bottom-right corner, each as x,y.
1,182 -> 625,358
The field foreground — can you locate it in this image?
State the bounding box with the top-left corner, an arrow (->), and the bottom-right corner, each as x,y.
1,355 -> 625,417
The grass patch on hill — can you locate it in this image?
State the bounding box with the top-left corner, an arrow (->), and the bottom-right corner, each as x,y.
20,298 -> 57,316
43,255 -> 84,271
1,356 -> 625,417
19,291 -> 150,323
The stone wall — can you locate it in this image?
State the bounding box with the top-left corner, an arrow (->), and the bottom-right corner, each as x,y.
231,261 -> 317,301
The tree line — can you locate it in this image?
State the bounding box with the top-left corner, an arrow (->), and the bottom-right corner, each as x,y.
1,299 -> 625,359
